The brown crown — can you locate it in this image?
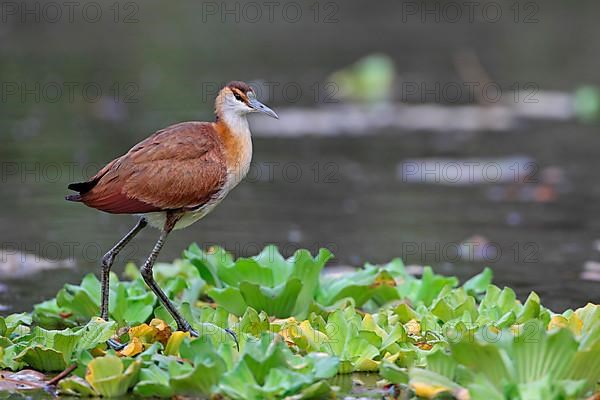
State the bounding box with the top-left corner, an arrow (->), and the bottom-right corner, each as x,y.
226,81 -> 253,94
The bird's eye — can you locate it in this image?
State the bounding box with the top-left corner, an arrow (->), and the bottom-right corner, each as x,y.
234,92 -> 243,101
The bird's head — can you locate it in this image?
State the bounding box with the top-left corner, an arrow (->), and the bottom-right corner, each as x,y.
215,81 -> 278,120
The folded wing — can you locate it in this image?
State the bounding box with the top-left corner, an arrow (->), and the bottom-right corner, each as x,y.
67,122 -> 228,214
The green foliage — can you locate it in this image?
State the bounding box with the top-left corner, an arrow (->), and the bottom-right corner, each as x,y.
219,334 -> 338,400
186,244 -> 332,318
1,245 -> 599,399
33,273 -> 155,329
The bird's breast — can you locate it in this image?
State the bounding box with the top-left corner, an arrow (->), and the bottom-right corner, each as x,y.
219,121 -> 253,193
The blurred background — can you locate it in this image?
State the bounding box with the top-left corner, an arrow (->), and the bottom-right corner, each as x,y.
1,0 -> 600,313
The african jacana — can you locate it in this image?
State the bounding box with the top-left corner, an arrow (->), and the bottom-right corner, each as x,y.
66,81 -> 277,339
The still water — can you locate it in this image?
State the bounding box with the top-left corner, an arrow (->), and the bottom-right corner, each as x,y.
2,120 -> 600,313
1,0 -> 600,314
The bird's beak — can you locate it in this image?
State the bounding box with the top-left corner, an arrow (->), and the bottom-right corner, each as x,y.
248,96 -> 279,119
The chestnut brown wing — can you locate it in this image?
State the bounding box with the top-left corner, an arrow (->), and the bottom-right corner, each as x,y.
69,122 -> 227,214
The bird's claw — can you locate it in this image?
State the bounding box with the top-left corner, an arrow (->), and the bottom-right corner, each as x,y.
106,338 -> 127,351
225,328 -> 240,351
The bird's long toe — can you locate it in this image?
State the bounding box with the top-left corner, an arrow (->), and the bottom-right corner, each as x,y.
225,328 -> 240,351
106,338 -> 127,351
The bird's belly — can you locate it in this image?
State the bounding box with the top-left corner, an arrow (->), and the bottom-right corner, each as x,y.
141,199 -> 223,231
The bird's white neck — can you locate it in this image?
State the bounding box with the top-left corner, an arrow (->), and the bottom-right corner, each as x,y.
220,111 -> 250,138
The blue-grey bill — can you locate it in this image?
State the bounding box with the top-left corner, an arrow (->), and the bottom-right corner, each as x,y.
249,98 -> 279,119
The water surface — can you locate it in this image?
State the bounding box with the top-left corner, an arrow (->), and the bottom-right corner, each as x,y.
1,0 -> 600,313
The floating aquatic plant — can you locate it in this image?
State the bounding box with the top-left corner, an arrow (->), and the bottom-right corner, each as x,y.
0,245 -> 598,399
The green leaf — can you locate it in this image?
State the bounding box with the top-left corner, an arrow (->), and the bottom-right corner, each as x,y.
426,348 -> 457,379
219,361 -> 261,400
254,245 -> 292,284
512,322 -> 577,383
289,248 -> 332,317
16,346 -> 69,372
219,258 -> 276,287
515,292 -> 541,324
218,334 -> 338,399
208,287 -> 247,316
134,364 -> 174,397
58,375 -> 97,397
464,267 -> 493,296
33,299 -> 77,329
450,328 -> 511,389
161,339 -> 236,397
238,307 -> 270,337
568,342 -> 600,392
239,279 -> 303,318
380,360 -> 408,384
242,335 -> 289,385
412,267 -> 459,307
56,274 -> 101,320
75,318 -> 117,351
185,243 -> 233,287
85,355 -> 141,397
111,285 -> 155,325
1,313 -> 31,336
15,326 -> 79,371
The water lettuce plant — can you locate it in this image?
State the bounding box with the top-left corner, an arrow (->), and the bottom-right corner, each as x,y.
0,244 -> 598,399
185,244 -> 332,318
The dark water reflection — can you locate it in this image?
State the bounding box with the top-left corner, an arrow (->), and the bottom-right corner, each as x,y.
1,0 -> 600,314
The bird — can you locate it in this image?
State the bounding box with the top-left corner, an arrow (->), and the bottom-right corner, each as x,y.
66,81 -> 278,342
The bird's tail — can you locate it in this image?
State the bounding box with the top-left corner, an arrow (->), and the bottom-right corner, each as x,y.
66,180 -> 98,202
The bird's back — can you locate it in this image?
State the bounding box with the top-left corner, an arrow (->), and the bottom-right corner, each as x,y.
67,121 -> 228,214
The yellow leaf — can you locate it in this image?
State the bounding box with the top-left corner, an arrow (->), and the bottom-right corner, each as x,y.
128,323 -> 158,343
149,318 -> 172,345
411,382 -> 449,398
370,271 -> 396,289
566,313 -> 583,335
165,331 -> 190,356
548,315 -> 568,330
118,337 -> 144,357
382,352 -> 400,363
279,320 -> 300,344
279,319 -> 329,352
298,320 -> 328,348
548,314 -> 583,335
510,324 -> 522,335
90,347 -> 106,357
405,319 -> 421,336
355,358 -> 379,372
416,342 -> 433,350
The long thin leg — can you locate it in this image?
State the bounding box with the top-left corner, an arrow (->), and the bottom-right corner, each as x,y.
100,217 -> 147,320
140,229 -> 196,333
139,212 -> 238,349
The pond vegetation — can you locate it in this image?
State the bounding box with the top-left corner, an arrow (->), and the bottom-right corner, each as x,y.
1,245 -> 599,399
